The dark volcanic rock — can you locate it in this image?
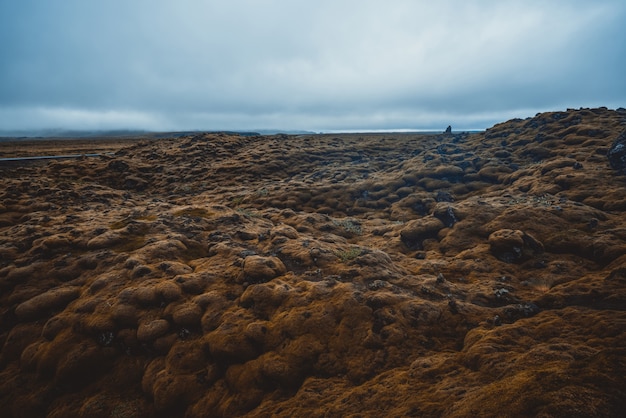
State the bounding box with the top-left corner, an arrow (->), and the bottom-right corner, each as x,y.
608,129 -> 626,173
488,229 -> 544,263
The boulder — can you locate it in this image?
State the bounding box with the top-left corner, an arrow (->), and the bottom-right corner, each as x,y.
488,229 -> 544,263
608,129 -> 626,173
400,217 -> 445,250
242,256 -> 287,283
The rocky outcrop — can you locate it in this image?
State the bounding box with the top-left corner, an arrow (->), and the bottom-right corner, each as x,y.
608,129 -> 626,173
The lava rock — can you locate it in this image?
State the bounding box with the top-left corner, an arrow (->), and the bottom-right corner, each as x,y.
435,190 -> 454,203
107,160 -> 129,172
503,302 -> 541,321
242,255 -> 287,283
608,129 -> 626,173
400,217 -> 445,250
488,229 -> 544,263
433,205 -> 458,227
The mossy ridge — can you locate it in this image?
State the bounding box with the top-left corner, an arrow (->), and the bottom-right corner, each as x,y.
110,215 -> 157,230
172,207 -> 214,218
111,235 -> 147,253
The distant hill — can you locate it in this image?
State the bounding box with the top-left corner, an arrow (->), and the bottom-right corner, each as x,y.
0,128 -> 318,139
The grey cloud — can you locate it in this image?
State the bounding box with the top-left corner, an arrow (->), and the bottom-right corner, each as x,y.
1,0 -> 624,132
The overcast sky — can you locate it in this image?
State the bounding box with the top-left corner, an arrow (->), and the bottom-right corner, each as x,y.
1,0 -> 624,132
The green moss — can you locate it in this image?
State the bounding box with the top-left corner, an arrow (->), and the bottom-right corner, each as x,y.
256,187 -> 269,197
111,235 -> 146,253
333,219 -> 363,235
236,208 -> 259,218
109,220 -> 128,230
335,247 -> 363,263
231,196 -> 246,206
173,207 -> 213,218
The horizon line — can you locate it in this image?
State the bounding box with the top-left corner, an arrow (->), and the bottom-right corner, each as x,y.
0,127 -> 486,138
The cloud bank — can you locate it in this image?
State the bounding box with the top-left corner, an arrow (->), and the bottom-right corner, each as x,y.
1,0 -> 624,132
